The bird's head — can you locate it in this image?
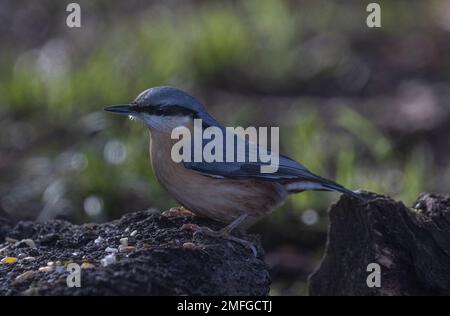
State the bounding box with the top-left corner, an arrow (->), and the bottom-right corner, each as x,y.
104,86 -> 218,131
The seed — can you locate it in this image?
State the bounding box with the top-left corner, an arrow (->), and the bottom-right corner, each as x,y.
23,256 -> 36,261
13,271 -> 35,285
119,245 -> 135,253
38,266 -> 53,272
119,237 -> 128,246
1,257 -> 18,264
182,242 -> 196,250
130,230 -> 138,237
81,262 -> 95,269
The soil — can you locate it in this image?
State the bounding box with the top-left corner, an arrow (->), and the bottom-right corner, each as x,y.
0,209 -> 269,296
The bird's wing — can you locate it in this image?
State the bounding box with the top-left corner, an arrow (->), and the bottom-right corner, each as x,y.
182,127 -> 323,180
181,126 -> 361,199
184,156 -> 361,199
184,153 -> 323,181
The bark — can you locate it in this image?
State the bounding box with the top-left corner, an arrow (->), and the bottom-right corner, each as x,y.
309,192 -> 450,296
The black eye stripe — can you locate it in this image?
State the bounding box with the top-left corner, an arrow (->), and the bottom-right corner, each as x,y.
132,105 -> 197,117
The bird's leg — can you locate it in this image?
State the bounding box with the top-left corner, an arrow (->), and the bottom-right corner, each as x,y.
182,214 -> 257,256
193,213 -> 248,237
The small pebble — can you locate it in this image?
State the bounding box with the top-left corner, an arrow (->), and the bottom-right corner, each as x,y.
17,253 -> 26,259
119,245 -> 135,253
100,254 -> 116,267
55,265 -> 65,273
81,262 -> 95,269
20,239 -> 37,249
94,236 -> 104,244
47,261 -> 54,267
1,257 -> 18,264
105,247 -> 118,253
119,237 -> 128,247
38,266 -> 53,272
13,271 -> 35,285
124,227 -> 130,233
130,230 -> 138,237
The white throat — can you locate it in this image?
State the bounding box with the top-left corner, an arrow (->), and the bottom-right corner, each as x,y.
137,113 -> 192,132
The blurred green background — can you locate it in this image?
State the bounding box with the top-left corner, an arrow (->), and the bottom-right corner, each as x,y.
1,0 -> 449,295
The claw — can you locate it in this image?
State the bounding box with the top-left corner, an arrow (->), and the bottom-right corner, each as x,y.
187,224 -> 258,257
227,235 -> 258,257
179,214 -> 257,256
193,226 -> 221,239
180,223 -> 200,231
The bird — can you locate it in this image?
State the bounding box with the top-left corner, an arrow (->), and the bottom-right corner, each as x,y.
105,86 -> 362,254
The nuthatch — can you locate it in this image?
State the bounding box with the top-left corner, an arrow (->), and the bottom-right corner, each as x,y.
105,86 -> 361,254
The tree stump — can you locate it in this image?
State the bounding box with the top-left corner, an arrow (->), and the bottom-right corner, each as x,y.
0,209 -> 269,296
309,191 -> 450,296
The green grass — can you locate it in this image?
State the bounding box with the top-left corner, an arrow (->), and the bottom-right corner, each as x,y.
0,0 -> 441,224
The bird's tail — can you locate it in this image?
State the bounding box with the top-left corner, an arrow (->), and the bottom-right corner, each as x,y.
317,180 -> 364,201
286,177 -> 364,201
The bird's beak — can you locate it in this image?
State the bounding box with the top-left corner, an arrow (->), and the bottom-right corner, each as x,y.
104,104 -> 136,115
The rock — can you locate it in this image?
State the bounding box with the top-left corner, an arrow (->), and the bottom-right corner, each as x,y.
16,239 -> 36,249
100,253 -> 116,267
104,247 -> 118,253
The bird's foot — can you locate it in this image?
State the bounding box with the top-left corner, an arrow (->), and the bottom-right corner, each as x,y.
162,206 -> 195,217
181,223 -> 257,257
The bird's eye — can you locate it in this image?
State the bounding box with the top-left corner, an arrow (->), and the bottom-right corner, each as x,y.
153,106 -> 196,117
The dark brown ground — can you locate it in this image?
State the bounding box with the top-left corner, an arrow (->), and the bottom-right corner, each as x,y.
0,209 -> 269,296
